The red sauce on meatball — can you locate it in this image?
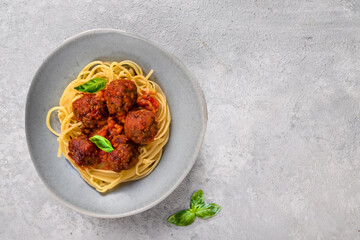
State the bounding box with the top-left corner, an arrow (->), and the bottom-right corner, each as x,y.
124,109 -> 158,145
104,79 -> 137,116
68,136 -> 99,167
107,117 -> 123,138
94,117 -> 125,143
111,134 -> 129,148
137,92 -> 159,114
72,93 -> 108,129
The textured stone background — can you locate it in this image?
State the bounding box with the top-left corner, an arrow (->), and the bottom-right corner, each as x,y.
1,0 -> 360,239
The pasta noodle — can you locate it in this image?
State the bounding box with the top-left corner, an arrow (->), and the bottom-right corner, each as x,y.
46,60 -> 171,193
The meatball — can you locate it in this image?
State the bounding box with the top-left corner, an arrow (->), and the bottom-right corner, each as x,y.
68,136 -> 99,167
107,143 -> 139,172
72,94 -> 108,129
104,79 -> 138,115
124,109 -> 158,145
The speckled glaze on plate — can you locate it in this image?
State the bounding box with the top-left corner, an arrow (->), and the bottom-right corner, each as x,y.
25,29 -> 207,218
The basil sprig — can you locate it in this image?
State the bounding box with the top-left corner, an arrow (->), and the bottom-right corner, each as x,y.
74,78 -> 107,93
167,190 -> 221,226
89,135 -> 114,153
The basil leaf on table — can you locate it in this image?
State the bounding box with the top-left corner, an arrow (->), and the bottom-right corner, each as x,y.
74,78 -> 107,93
195,203 -> 222,219
190,189 -> 205,210
89,135 -> 114,153
167,189 -> 221,227
167,209 -> 196,226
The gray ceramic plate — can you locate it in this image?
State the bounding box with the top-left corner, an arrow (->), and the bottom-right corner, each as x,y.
25,29 -> 207,218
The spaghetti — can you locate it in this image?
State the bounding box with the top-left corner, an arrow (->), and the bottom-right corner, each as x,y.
46,60 -> 171,193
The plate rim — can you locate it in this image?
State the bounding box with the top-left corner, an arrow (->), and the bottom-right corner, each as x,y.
25,28 -> 208,218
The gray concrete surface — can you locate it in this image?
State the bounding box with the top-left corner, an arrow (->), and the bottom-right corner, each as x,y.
1,0 -> 360,239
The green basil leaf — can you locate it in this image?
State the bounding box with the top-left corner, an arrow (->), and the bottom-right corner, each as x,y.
89,135 -> 114,153
190,189 -> 205,210
74,78 -> 107,93
195,203 -> 221,219
167,209 -> 196,226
